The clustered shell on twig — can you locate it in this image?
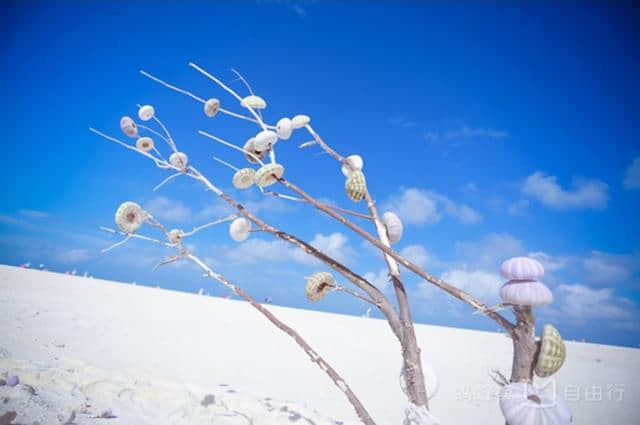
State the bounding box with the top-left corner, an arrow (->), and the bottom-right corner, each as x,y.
276,118 -> 293,140
120,116 -> 138,138
232,168 -> 256,189
305,272 -> 334,302
499,382 -> 572,425
136,137 -> 154,152
254,130 -> 278,152
204,98 -> 221,117
382,212 -> 403,244
115,201 -> 146,234
291,114 -> 310,129
499,257 -> 552,306
240,95 -> 267,110
229,217 -> 251,242
243,138 -> 266,164
255,163 -> 285,188
168,229 -> 184,244
138,105 -> 155,121
345,170 -> 366,202
535,324 -> 566,378
341,154 -> 363,177
169,152 -> 188,169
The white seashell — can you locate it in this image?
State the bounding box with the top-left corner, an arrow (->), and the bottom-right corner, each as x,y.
254,163 -> 285,187
500,280 -> 553,306
345,170 -> 366,202
240,95 -> 267,110
305,272 -> 334,302
120,116 -> 138,138
136,137 -> 154,152
169,152 -> 188,169
535,324 -> 566,378
382,212 -> 403,243
254,130 -> 278,151
138,105 -> 155,121
276,118 -> 293,140
500,382 -> 572,425
242,138 -> 266,164
168,229 -> 184,244
229,217 -> 251,242
115,201 -> 146,234
341,154 -> 364,177
232,168 -> 256,189
291,114 -> 310,129
500,257 -> 545,281
204,98 -> 221,117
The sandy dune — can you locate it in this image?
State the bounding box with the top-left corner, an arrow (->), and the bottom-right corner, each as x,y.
0,265 -> 638,424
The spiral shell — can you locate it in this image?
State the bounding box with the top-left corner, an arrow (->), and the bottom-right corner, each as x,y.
292,114 -> 310,129
345,170 -> 366,202
500,257 -> 545,281
232,168 -> 256,189
535,324 -> 566,378
382,212 -> 403,243
341,154 -> 364,177
136,137 -> 154,152
168,229 -> 184,244
229,217 -> 251,242
305,272 -> 334,302
276,117 -> 293,140
255,163 -> 284,188
115,201 -> 146,234
500,382 -> 572,425
204,98 -> 221,117
120,116 -> 138,138
169,152 -> 188,169
500,280 -> 553,306
254,130 -> 278,151
243,138 -> 266,164
138,105 -> 155,121
240,95 -> 267,110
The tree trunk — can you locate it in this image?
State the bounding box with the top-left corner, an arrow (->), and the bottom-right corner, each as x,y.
510,306 -> 537,383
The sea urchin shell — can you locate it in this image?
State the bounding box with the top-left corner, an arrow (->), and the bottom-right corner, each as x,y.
254,163 -> 284,188
115,201 -> 146,234
233,168 -> 256,189
305,272 -> 334,302
535,324 -> 566,378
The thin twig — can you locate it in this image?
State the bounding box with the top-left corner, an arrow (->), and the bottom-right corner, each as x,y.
199,130 -> 265,166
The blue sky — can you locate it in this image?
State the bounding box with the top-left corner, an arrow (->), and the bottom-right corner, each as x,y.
1,1 -> 639,347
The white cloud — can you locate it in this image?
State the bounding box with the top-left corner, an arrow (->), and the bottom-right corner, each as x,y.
388,116 -> 418,129
57,248 -> 92,263
528,251 -> 567,272
383,188 -> 481,226
455,233 -> 525,269
444,126 -> 508,140
521,172 -> 608,210
623,157 -> 640,190
18,209 -> 49,219
145,196 -> 192,222
363,268 -> 391,291
552,284 -> 635,322
583,251 -> 638,284
507,199 -> 529,216
400,244 -> 432,268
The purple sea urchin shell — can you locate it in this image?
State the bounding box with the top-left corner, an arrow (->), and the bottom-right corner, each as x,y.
6,375 -> 19,386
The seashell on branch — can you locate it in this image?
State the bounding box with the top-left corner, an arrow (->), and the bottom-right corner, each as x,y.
291,114 -> 310,129
120,116 -> 138,138
382,212 -> 403,243
254,130 -> 278,152
240,95 -> 267,110
341,155 -> 363,177
229,217 -> 251,242
500,257 -> 544,281
169,152 -> 188,169
345,170 -> 366,202
204,98 -> 220,117
138,105 -> 155,121
136,137 -> 154,152
305,272 -> 334,302
535,324 -> 566,378
500,280 -> 553,307
254,163 -> 284,188
276,118 -> 293,140
500,382 -> 572,425
168,229 -> 184,244
243,138 -> 266,164
232,168 -> 256,189
115,201 -> 146,234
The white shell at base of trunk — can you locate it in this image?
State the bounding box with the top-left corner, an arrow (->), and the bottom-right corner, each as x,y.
292,114 -> 310,129
232,168 -> 256,189
276,118 -> 293,140
341,155 -> 363,177
255,163 -> 284,187
115,201 -> 146,234
500,382 -> 572,425
254,130 -> 278,151
501,256 -> 545,281
229,218 -> 251,242
240,95 -> 267,109
168,229 -> 184,244
169,152 -> 188,169
305,272 -> 334,302
138,105 -> 155,121
136,137 -> 154,152
382,212 -> 403,243
500,280 -> 553,306
204,98 -> 220,117
243,138 -> 266,164
345,170 -> 366,202
535,324 -> 566,378
120,116 -> 138,138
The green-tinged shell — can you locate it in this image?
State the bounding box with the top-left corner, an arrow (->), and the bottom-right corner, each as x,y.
535,324 -> 566,378
305,272 -> 334,302
345,170 -> 366,202
254,163 -> 284,188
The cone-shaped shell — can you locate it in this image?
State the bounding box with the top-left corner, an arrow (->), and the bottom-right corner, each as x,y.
345,170 -> 366,202
535,324 -> 566,378
305,272 -> 334,302
500,382 -> 572,425
254,130 -> 278,151
500,280 -> 553,306
204,98 -> 220,117
240,95 -> 267,109
232,168 -> 256,189
292,114 -> 310,129
243,138 -> 266,164
382,212 -> 403,243
341,155 -> 364,177
138,105 -> 155,121
136,137 -> 154,152
501,257 -> 544,281
168,229 -> 184,244
115,201 -> 146,234
255,163 -> 284,187
276,118 -> 293,140
229,217 -> 251,242
120,116 -> 138,138
169,152 -> 188,169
